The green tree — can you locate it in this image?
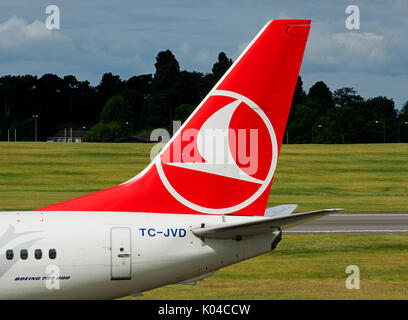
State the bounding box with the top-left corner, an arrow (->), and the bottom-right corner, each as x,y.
173,71 -> 208,107
153,50 -> 180,92
149,50 -> 181,128
174,104 -> 194,123
401,101 -> 408,118
10,117 -> 36,141
333,87 -> 364,143
287,76 -> 306,133
126,74 -> 152,98
121,88 -> 146,133
364,96 -> 397,121
364,96 -> 397,143
96,73 -> 123,103
292,76 -> 306,106
100,95 -> 133,124
286,104 -> 316,143
333,87 -> 364,107
398,101 -> 408,142
306,81 -> 335,112
85,122 -> 127,142
315,108 -> 342,144
212,52 -> 233,82
34,73 -> 65,139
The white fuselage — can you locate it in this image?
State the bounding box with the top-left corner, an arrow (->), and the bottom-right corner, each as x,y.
0,211 -> 278,299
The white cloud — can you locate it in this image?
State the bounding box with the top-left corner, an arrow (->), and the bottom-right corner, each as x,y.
277,12 -> 290,19
0,0 -> 406,105
234,41 -> 250,59
180,42 -> 191,55
0,16 -> 69,49
0,15 -> 149,83
304,28 -> 407,75
195,48 -> 211,64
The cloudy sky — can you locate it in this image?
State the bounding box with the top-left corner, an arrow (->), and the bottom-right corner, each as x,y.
1,0 -> 407,108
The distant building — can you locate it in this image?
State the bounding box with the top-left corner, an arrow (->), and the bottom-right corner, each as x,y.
115,135 -> 162,143
47,129 -> 89,143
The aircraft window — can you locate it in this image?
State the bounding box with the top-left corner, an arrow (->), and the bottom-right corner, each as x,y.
20,249 -> 28,260
35,249 -> 42,260
6,249 -> 13,260
49,249 -> 57,259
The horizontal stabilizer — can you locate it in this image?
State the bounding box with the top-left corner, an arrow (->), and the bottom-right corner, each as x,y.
264,204 -> 298,218
192,208 -> 343,239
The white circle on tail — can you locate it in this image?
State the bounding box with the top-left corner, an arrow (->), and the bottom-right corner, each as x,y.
156,90 -> 278,214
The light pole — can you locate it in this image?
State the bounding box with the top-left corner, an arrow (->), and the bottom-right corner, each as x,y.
78,126 -> 86,143
375,120 -> 386,143
32,115 -> 39,142
311,124 -> 322,144
398,121 -> 408,143
126,122 -> 134,137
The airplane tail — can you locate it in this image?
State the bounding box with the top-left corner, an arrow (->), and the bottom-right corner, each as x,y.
38,19 -> 311,216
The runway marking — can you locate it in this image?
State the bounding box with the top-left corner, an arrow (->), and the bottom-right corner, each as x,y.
284,230 -> 408,234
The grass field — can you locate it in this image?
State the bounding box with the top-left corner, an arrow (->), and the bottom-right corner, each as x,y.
0,142 -> 407,212
0,142 -> 407,299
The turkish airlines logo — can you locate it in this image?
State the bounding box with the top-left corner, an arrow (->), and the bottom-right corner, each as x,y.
156,90 -> 278,214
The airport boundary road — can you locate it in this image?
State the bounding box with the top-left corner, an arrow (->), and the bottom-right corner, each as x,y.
285,213 -> 408,234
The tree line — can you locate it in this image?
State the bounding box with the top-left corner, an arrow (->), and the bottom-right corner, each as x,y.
0,49 -> 407,143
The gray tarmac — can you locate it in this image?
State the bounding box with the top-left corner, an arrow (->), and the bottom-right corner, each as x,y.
284,213 -> 408,234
